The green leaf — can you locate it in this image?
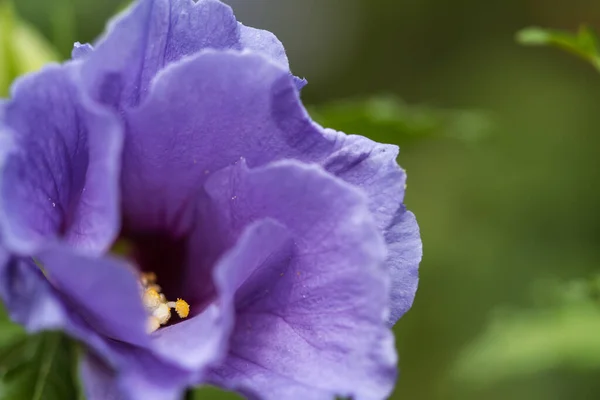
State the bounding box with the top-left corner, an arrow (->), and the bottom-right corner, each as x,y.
0,305 -> 79,400
191,386 -> 244,399
0,331 -> 80,400
0,1 -> 17,95
516,25 -> 600,72
50,0 -> 76,57
308,95 -> 492,145
454,295 -> 600,385
0,307 -> 24,349
0,1 -> 59,96
116,0 -> 134,13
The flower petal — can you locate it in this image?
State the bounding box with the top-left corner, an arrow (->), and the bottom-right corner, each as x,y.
322,131 -> 406,227
321,131 -> 421,324
119,50 -> 333,233
36,244 -> 150,347
81,0 -> 295,109
0,248 -> 67,331
238,24 -> 306,90
150,306 -> 229,371
81,352 -> 183,400
0,246 -> 193,400
385,207 -> 421,325
238,24 -> 289,69
204,160 -> 397,400
72,42 -> 94,60
152,218 -> 293,373
112,49 -> 418,323
0,63 -> 122,255
79,354 -> 122,400
0,249 -> 130,369
238,23 -> 307,89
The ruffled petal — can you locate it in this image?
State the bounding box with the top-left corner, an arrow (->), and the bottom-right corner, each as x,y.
384,207 -> 421,325
0,63 -> 122,255
205,160 -> 397,400
238,24 -> 289,69
112,49 -> 418,322
36,244 -> 149,347
80,354 -> 123,400
119,50 -> 333,233
25,244 -> 238,385
153,218 -> 293,372
0,249 -> 124,367
0,248 -> 67,331
72,42 -> 94,60
321,131 -> 421,324
0,3 -> 421,399
0,246 -> 193,400
81,352 -> 183,400
80,0 -> 295,109
322,131 -> 406,227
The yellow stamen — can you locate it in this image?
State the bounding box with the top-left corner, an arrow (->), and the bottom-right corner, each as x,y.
147,316 -> 161,333
153,303 -> 171,325
140,271 -> 157,285
175,299 -> 190,318
142,288 -> 161,311
140,274 -> 190,331
147,283 -> 162,292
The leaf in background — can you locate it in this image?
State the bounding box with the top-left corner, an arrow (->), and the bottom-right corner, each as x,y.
0,1 -> 59,96
116,0 -> 133,13
190,387 -> 352,400
516,25 -> 600,73
192,386 -> 244,399
50,0 -> 76,57
454,278 -> 600,385
0,306 -> 79,400
308,95 -> 492,145
0,307 -> 24,351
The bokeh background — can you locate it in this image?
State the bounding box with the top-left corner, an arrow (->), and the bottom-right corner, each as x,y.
3,0 -> 600,399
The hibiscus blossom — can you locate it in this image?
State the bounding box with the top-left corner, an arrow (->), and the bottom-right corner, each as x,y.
0,1 -> 421,399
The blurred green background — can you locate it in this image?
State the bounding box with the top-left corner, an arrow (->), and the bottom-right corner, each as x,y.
3,0 -> 600,399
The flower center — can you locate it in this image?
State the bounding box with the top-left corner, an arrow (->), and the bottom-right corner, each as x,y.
112,238 -> 191,333
139,272 -> 190,333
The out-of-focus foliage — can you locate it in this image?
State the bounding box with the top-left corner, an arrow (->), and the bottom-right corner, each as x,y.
0,1 -> 59,96
0,307 -> 79,400
455,277 -> 600,385
517,25 -> 600,72
192,386 -> 243,399
116,0 -> 133,12
309,95 -> 492,145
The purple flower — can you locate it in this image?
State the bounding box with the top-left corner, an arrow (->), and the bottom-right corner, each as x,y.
0,0 -> 421,399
